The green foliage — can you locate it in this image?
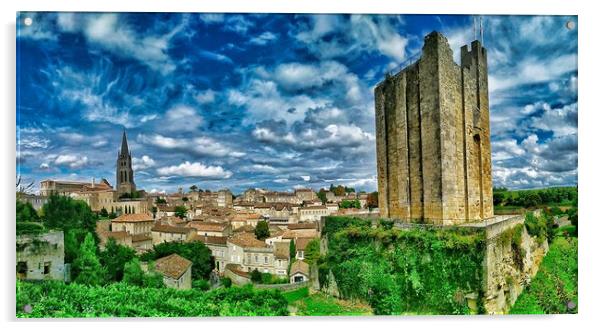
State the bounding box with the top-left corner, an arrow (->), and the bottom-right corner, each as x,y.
340,199 -> 361,209
493,186 -> 577,208
99,207 -> 109,218
320,216 -> 485,315
317,189 -> 328,204
250,269 -> 262,283
73,233 -> 105,286
174,205 -> 188,219
141,241 -> 214,280
289,239 -> 296,259
303,239 -> 321,265
17,200 -> 40,223
123,258 -> 145,286
193,279 -> 210,291
119,191 -> 142,199
182,197 -> 189,202
254,220 -> 270,240
16,281 -> 289,317
511,237 -> 578,314
221,277 -> 232,288
292,292 -> 372,316
99,238 -> 136,282
283,287 -> 310,303
568,208 -> 578,235
524,212 -> 549,243
16,222 -> 46,235
189,185 -> 198,192
155,197 -> 167,204
42,194 -> 98,233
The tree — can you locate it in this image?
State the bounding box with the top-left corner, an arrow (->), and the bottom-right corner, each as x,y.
303,239 -> 320,264
333,185 -> 346,196
569,209 -> 578,235
493,191 -> 505,206
254,220 -> 270,240
189,185 -> 198,192
317,189 -> 328,204
142,241 -> 214,280
151,206 -> 157,219
42,194 -> 97,233
340,199 -> 361,209
100,238 -> 136,282
182,196 -> 189,202
367,191 -> 378,209
174,205 -> 188,219
250,269 -> 262,283
155,197 -> 167,204
73,233 -> 105,286
221,277 -> 232,288
289,240 -> 296,259
16,200 -> 40,223
123,258 -> 145,286
99,207 -> 109,218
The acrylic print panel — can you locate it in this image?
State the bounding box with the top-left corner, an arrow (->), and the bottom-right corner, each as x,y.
16,12 -> 578,317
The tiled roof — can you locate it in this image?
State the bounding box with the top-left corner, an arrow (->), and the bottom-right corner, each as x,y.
187,221 -> 227,232
225,264 -> 250,278
154,254 -> 192,279
282,230 -> 319,240
296,237 -> 312,251
300,205 -> 328,210
192,234 -> 228,246
290,259 -> 309,276
112,213 -> 154,223
229,232 -> 268,248
152,224 -> 194,234
287,223 -> 317,230
273,241 -> 290,259
233,224 -> 256,233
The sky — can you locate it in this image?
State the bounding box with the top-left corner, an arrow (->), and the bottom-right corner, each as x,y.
16,13 -> 578,195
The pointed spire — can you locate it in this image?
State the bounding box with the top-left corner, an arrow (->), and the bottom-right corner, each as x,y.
120,128 -> 129,156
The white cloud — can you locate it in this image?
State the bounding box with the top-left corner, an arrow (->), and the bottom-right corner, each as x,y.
300,175 -> 311,182
194,89 -> 216,104
164,105 -> 203,131
138,133 -> 245,158
132,155 -> 156,171
54,154 -> 89,168
249,31 -> 278,45
157,161 -> 232,178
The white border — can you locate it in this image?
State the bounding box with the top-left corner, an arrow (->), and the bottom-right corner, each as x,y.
2,1 -> 599,330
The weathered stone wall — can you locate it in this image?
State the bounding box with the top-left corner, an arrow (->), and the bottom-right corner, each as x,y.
374,31 -> 493,224
481,216 -> 548,314
16,231 -> 65,281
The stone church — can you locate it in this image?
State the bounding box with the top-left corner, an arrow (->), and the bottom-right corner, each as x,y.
375,31 -> 493,225
116,130 -> 136,196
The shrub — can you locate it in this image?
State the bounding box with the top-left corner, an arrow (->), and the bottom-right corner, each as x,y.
250,269 -> 262,283
221,277 -> 232,288
193,279 -> 210,291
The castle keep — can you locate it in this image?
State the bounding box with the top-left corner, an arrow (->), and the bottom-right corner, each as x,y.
375,31 -> 493,225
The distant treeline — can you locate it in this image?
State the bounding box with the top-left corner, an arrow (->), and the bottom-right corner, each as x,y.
493,186 -> 577,208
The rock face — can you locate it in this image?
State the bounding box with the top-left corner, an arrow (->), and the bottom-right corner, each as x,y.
374,31 -> 493,225
481,216 -> 549,314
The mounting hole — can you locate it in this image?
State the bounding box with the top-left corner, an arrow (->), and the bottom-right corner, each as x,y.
23,17 -> 32,26
566,20 -> 575,30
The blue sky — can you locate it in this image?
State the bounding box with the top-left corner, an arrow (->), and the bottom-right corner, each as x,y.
16,13 -> 578,194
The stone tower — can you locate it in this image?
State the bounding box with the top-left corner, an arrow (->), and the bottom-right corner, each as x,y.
374,31 -> 493,225
116,129 -> 136,196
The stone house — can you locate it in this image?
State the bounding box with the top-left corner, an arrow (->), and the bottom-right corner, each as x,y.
294,188 -> 317,202
153,253 -> 192,290
227,233 -> 287,276
131,233 -> 153,251
151,224 -> 195,245
289,259 -> 310,283
186,221 -> 231,237
111,213 -> 154,235
294,238 -> 312,260
16,231 -> 65,281
299,205 -> 331,222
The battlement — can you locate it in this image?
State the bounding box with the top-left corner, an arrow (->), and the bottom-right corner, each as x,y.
461,40 -> 487,68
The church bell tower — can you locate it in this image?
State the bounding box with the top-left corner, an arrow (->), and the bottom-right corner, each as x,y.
116,129 -> 136,196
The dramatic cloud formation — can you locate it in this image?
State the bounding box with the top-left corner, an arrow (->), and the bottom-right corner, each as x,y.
16,13 -> 577,193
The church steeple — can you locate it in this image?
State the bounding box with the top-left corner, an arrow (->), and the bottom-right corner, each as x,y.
116,129 -> 136,197
120,129 -> 129,156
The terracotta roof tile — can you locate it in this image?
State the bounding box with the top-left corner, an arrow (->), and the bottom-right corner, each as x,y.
228,232 -> 268,248
152,224 -> 194,234
290,259 -> 309,276
187,221 -> 227,232
273,241 -> 290,259
192,234 -> 227,245
112,213 -> 154,223
287,223 -> 317,230
154,253 -> 192,279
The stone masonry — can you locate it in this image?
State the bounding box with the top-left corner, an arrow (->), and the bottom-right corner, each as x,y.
375,31 -> 493,225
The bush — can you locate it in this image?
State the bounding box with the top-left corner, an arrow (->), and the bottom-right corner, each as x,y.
221,277 -> 232,288
16,281 -> 289,317
250,269 -> 262,283
511,237 -> 578,314
193,279 -> 210,291
320,217 -> 485,315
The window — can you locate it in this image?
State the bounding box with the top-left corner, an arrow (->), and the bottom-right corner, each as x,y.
255,255 -> 258,263
43,262 -> 51,275
264,256 -> 268,264
17,262 -> 27,278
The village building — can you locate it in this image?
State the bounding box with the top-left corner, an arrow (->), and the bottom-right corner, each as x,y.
193,235 -> 229,274
151,224 -> 195,244
186,221 -> 232,237
289,259 -> 310,283
298,205 -> 331,222
16,231 -> 65,281
152,253 -> 192,290
111,213 -> 154,235
294,188 -> 317,202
